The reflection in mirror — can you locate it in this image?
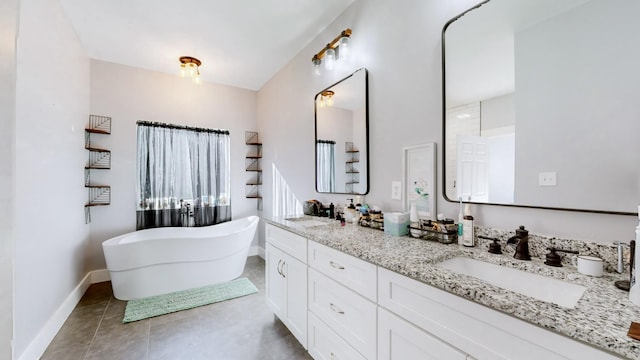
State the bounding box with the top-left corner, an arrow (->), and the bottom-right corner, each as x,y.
316,68 -> 368,194
443,0 -> 640,214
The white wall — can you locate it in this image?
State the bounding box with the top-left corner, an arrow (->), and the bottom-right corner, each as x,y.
14,0 -> 90,357
0,0 -> 17,358
89,60 -> 260,269
257,0 -> 637,245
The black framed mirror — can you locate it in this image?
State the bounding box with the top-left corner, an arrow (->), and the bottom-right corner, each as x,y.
315,68 -> 369,194
442,0 -> 639,215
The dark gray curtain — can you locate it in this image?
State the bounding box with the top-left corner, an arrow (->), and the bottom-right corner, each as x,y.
135,121 -> 231,230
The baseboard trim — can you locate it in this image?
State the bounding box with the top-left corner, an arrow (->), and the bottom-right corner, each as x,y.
18,270 -> 98,360
21,250 -> 263,360
90,269 -> 111,283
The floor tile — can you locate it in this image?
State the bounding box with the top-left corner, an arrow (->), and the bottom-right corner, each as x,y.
44,256 -> 311,360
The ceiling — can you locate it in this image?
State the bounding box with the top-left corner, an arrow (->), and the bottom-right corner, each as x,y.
59,0 -> 354,91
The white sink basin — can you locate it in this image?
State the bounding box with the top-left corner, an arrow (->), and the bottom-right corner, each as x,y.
438,257 -> 586,309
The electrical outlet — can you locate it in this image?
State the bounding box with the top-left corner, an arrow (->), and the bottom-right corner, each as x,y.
391,181 -> 402,200
539,172 -> 557,186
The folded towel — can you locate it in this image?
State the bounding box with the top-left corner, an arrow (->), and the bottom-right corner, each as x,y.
628,322 -> 640,341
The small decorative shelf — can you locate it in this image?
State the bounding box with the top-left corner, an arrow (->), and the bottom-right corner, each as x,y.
245,131 -> 262,208
85,114 -> 111,223
345,141 -> 360,193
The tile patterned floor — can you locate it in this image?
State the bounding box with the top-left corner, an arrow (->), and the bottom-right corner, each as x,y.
42,256 -> 312,360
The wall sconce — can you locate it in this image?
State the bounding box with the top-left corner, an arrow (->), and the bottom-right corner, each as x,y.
317,90 -> 335,108
312,28 -> 352,75
179,56 -> 201,84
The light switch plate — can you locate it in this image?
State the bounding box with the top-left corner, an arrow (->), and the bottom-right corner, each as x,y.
391,181 -> 402,200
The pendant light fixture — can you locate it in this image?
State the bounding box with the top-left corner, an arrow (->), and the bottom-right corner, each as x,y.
317,90 -> 335,108
179,56 -> 202,84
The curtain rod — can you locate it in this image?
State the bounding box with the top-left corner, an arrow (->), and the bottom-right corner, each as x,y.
137,120 -> 230,135
317,139 -> 336,144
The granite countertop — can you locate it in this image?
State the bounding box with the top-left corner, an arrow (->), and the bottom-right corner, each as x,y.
265,216 -> 640,359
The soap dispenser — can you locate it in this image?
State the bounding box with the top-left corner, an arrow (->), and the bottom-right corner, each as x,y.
630,206 -> 640,306
462,203 -> 475,247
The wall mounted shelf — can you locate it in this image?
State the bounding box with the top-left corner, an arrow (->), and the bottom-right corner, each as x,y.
245,131 -> 263,209
85,114 -> 111,223
345,141 -> 360,193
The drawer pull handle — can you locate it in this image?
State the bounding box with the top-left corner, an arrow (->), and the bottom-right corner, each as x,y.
281,261 -> 286,278
329,261 -> 345,270
277,260 -> 286,278
330,302 -> 345,315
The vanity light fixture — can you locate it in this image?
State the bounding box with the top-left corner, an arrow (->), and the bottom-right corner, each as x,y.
312,28 -> 352,75
317,90 -> 335,108
179,56 -> 202,84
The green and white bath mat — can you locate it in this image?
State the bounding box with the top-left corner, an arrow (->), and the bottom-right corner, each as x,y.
123,277 -> 258,323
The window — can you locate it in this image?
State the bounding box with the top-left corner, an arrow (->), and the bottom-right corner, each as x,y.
135,121 -> 231,229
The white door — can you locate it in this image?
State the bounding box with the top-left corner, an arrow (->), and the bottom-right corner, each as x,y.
283,254 -> 308,349
457,135 -> 489,202
265,243 -> 286,319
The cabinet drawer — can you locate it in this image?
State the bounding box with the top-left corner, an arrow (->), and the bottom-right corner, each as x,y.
378,307 -> 466,360
265,224 -> 307,263
378,268 -> 620,360
308,312 -> 367,360
308,268 -> 376,360
308,241 -> 377,301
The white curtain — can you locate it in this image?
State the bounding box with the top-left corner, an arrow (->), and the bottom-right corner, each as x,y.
316,140 -> 336,192
136,121 -> 231,229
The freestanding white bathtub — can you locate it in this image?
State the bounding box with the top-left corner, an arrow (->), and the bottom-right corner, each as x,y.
102,216 -> 259,300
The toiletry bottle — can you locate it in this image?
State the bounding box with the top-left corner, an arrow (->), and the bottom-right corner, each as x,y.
346,198 -> 357,224
630,206 -> 640,306
344,199 -> 353,223
462,203 -> 475,247
457,197 -> 464,244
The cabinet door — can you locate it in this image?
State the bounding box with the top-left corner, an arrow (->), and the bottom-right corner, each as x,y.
282,254 -> 307,349
378,307 -> 467,360
265,243 -> 286,319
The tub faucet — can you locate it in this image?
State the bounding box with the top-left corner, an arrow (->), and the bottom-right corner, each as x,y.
507,225 -> 531,260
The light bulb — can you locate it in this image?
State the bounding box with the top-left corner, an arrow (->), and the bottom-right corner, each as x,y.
180,64 -> 186,78
194,74 -> 201,84
313,57 -> 322,76
188,64 -> 196,77
318,98 -> 325,108
327,96 -> 334,107
339,36 -> 350,61
325,48 -> 335,70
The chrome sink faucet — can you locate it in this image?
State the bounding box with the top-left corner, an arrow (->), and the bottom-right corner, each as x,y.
507,225 -> 531,260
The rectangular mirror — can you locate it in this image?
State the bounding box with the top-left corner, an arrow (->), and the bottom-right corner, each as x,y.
316,68 -> 369,194
443,0 -> 639,214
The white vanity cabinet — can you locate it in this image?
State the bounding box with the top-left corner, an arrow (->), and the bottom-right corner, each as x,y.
265,224 -> 308,349
377,267 -> 623,360
307,242 -> 377,360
